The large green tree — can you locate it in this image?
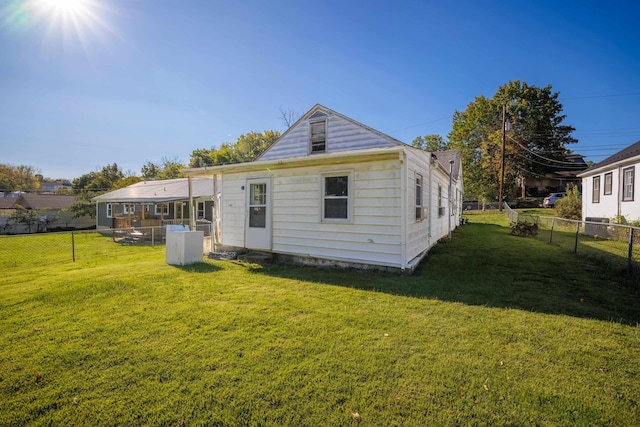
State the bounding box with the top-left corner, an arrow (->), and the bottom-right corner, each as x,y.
0,164 -> 41,193
448,81 -> 577,202
141,157 -> 185,180
412,134 -> 448,152
189,130 -> 281,167
70,164 -> 140,218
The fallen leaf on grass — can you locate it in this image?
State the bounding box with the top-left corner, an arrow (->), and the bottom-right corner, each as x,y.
352,412 -> 361,422
483,384 -> 489,391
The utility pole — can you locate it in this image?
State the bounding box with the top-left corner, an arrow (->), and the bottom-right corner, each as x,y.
498,104 -> 506,212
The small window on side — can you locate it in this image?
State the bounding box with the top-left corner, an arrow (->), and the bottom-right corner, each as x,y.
310,121 -> 326,153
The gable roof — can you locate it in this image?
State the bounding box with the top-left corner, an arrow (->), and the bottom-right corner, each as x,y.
0,198 -> 16,209
91,178 -> 214,203
579,140 -> 640,176
17,194 -> 77,210
432,150 -> 462,177
256,104 -> 405,161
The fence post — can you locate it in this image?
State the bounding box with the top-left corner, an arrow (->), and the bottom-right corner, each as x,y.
574,221 -> 580,254
152,227 -> 155,246
628,228 -> 634,275
71,231 -> 75,262
549,218 -> 555,243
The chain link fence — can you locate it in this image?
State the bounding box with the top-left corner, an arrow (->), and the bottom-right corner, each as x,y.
504,203 -> 640,277
0,224 -> 214,268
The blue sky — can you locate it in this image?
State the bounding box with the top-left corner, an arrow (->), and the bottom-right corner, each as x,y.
1,0 -> 639,180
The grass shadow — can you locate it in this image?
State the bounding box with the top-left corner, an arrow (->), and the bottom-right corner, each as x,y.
251,222 -> 640,325
173,262 -> 221,273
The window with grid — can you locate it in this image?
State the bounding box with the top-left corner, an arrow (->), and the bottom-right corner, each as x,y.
623,167 -> 635,201
310,121 -> 326,153
155,204 -> 169,216
106,204 -> 112,218
123,204 -> 135,214
322,174 -> 349,221
592,176 -> 600,203
603,172 -> 612,195
197,201 -> 205,219
415,174 -> 423,220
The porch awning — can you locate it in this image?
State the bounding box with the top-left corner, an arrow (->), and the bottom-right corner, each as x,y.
91,178 -> 214,203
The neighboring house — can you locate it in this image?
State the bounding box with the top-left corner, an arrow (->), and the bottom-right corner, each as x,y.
91,178 -> 216,230
183,104 -> 463,272
0,194 -> 93,234
578,140 -> 640,224
520,153 -> 588,197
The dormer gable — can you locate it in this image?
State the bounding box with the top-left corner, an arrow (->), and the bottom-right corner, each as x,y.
256,104 -> 404,161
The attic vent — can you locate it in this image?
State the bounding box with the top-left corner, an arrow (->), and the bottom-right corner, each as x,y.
309,111 -> 327,120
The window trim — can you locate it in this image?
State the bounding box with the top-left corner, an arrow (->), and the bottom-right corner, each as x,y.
320,171 -> 352,223
415,173 -> 423,221
592,176 -> 600,204
604,172 -> 613,195
106,203 -> 113,218
623,166 -> 635,202
155,203 -> 169,216
123,204 -> 135,215
197,201 -> 205,219
438,184 -> 443,217
310,119 -> 327,154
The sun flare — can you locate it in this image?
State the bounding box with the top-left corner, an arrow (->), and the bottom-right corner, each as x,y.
36,0 -> 92,16
24,0 -> 119,54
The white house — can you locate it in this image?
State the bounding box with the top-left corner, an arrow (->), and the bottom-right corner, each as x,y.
578,140 -> 640,223
183,104 -> 463,272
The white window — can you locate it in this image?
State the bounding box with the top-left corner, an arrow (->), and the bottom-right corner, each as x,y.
322,172 -> 351,221
197,201 -> 205,219
592,176 -> 600,204
106,203 -> 112,218
123,204 -> 135,214
415,173 -> 423,220
438,185 -> 444,216
310,120 -> 326,153
604,172 -> 613,195
623,167 -> 634,201
155,204 -> 169,216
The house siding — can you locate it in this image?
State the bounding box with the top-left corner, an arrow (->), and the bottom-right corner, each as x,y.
581,159 -> 640,221
219,159 -> 404,267
259,114 -> 399,161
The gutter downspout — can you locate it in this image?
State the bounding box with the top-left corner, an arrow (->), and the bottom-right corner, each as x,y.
448,160 -> 454,240
213,174 -> 219,252
618,166 -> 622,217
429,154 -> 435,244
399,150 -> 407,270
188,176 -> 195,230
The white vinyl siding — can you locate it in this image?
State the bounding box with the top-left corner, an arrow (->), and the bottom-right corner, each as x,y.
219,160 -> 404,267
259,113 -> 400,161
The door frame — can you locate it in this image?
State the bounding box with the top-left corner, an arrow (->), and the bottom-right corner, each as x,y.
245,177 -> 272,250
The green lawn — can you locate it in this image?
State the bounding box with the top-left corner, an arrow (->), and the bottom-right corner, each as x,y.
1,213 -> 639,426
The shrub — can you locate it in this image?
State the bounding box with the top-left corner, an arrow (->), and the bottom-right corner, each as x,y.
511,221 -> 538,237
555,186 -> 582,220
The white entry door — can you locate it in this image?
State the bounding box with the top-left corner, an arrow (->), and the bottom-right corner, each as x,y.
245,178 -> 271,250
